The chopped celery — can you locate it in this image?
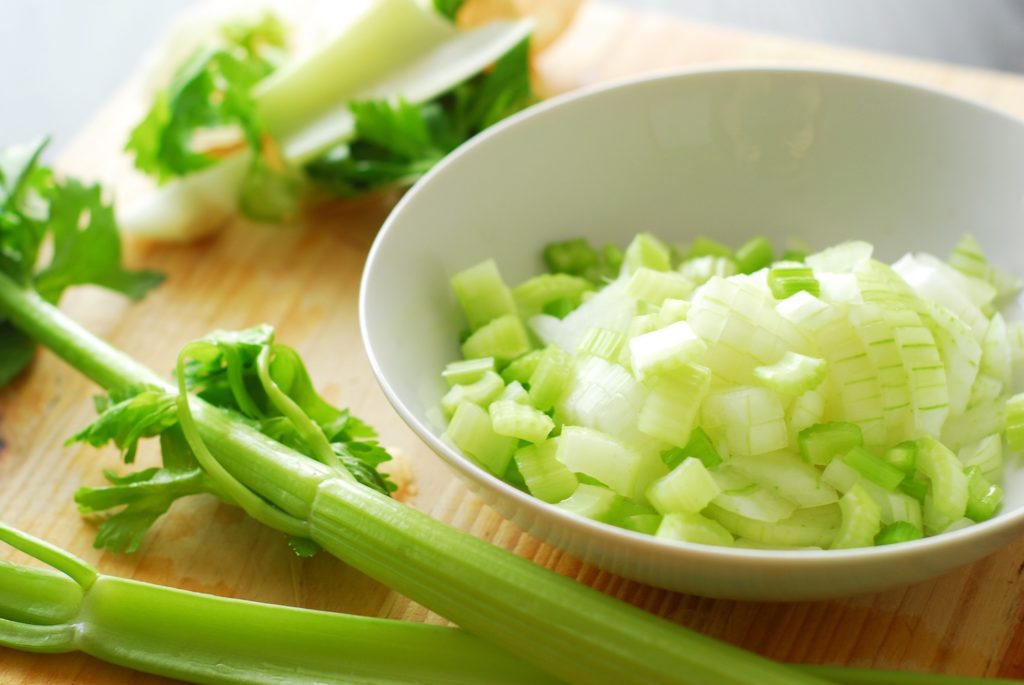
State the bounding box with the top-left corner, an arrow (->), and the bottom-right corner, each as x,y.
687,236 -> 733,259
555,427 -> 646,498
821,458 -> 860,494
831,485 -> 882,549
842,447 -> 906,491
442,357 -> 495,386
500,380 -> 530,404
661,427 -> 722,470
461,314 -> 532,363
706,504 -> 839,548
884,441 -> 917,475
528,345 -> 571,411
441,370 -> 505,417
915,437 -> 968,522
964,467 -> 1002,522
513,273 -> 592,317
622,232 -> 671,274
899,477 -> 929,504
501,349 -> 544,384
514,440 -> 578,503
656,512 -> 734,546
735,236 -> 774,274
447,401 -> 518,476
768,263 -> 820,299
1007,393 -> 1024,451
452,259 -> 518,330
875,521 -> 923,545
753,352 -> 826,395
490,400 -> 554,443
799,422 -> 863,466
622,514 -> 663,535
555,484 -> 617,521
711,479 -> 798,523
646,458 -> 720,515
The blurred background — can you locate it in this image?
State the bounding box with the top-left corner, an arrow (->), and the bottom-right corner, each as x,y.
2,0 -> 1023,150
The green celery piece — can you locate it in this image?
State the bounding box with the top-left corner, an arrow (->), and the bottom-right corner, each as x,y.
841,447 -> 905,491
512,273 -> 592,318
623,232 -> 672,274
461,314 -> 531,363
0,274 -> 834,685
500,349 -> 544,384
875,521 -> 924,546
661,427 -> 722,470
799,422 -> 863,466
964,467 -> 1003,522
451,259 -> 518,331
0,523 -> 559,685
884,441 -> 917,475
1007,393 -> 1024,451
542,238 -> 622,284
768,264 -> 820,299
899,477 -> 929,504
688,236 -> 733,259
735,236 -> 774,274
433,0 -> 465,20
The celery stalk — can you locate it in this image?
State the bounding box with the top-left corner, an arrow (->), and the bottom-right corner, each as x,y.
0,524 -> 559,685
0,271 -> 831,685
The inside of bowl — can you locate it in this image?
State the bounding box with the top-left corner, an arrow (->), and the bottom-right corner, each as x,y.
364,68 -> 1024,514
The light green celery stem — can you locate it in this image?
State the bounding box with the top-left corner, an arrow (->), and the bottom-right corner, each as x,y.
0,561 -> 560,684
309,478 -> 830,685
0,274 -> 329,519
800,666 -> 1022,685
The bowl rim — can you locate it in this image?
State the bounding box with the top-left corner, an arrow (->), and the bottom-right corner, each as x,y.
360,63 -> 1024,567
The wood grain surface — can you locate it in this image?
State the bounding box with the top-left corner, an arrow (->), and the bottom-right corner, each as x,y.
3,2 -> 1024,682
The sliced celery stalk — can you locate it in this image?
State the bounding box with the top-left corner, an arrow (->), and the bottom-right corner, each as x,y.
528,345 -> 571,411
799,422 -> 863,466
555,483 -> 618,521
753,352 -> 827,395
452,260 -> 518,331
964,466 -> 1002,522
441,371 -> 504,417
1007,393 -> 1024,451
622,233 -> 671,274
831,485 -> 882,549
915,437 -> 969,522
461,314 -> 532,363
443,357 -> 495,386
645,458 -> 720,515
447,401 -> 518,476
842,447 -> 905,491
490,399 -> 554,444
514,440 -> 577,503
875,521 -> 923,545
656,512 -> 734,546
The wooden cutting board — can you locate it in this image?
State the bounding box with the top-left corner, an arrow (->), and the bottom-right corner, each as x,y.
4,2 -> 1024,682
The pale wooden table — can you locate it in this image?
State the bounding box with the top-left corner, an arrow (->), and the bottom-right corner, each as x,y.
4,2 -> 1024,682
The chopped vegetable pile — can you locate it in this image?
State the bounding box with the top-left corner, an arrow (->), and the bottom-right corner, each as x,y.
442,233 -> 1024,549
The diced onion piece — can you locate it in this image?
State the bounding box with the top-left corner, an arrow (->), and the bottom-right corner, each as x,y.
629,321 -> 707,380
787,390 -> 825,447
705,503 -> 839,547
753,352 -> 826,395
638,364 -> 712,447
626,268 -> 694,304
678,255 -> 737,286
806,240 -> 873,273
730,451 -> 838,507
958,434 -> 1003,482
703,386 -> 788,457
658,298 -> 691,325
982,313 -> 1013,386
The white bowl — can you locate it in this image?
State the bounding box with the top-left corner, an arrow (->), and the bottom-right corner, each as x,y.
360,67 -> 1024,600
